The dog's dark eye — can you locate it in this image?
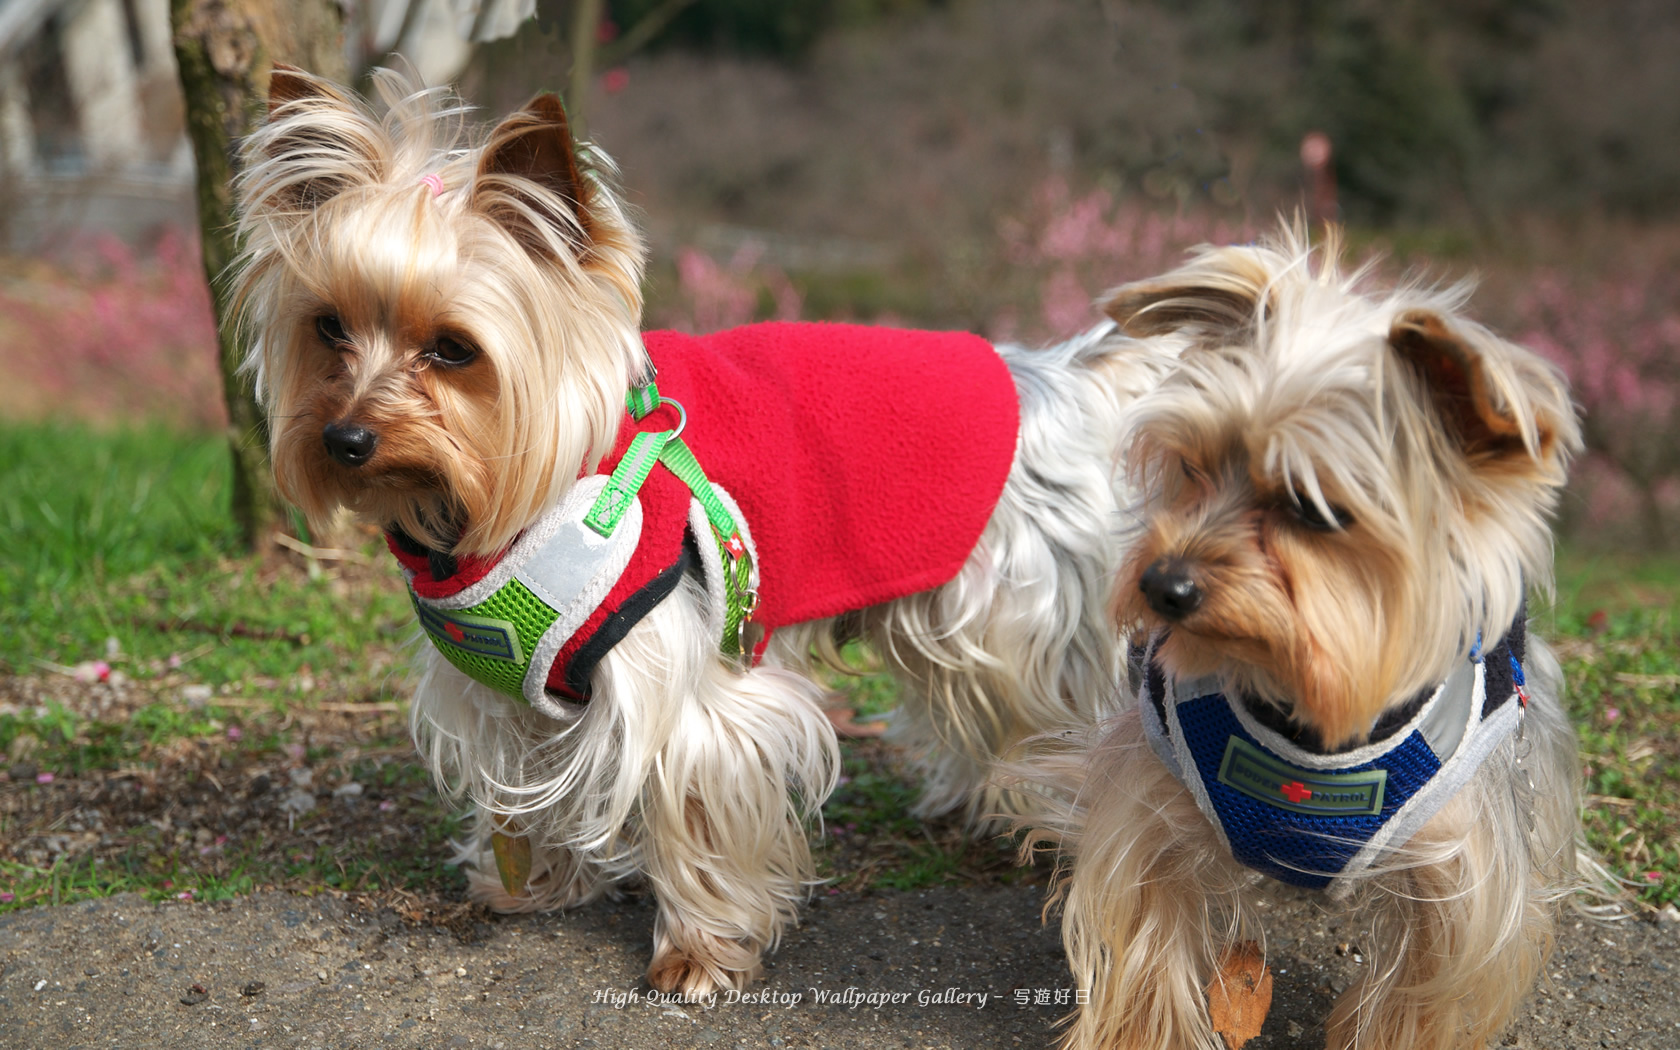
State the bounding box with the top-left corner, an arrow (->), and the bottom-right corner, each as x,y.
426,336 -> 477,367
1290,492 -> 1352,532
316,314 -> 350,348
1179,458 -> 1207,484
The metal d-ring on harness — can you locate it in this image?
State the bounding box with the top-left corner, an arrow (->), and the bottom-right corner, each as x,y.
582,377 -> 760,660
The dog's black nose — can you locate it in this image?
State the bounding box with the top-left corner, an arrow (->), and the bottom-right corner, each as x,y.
322,421 -> 379,467
1140,558 -> 1204,620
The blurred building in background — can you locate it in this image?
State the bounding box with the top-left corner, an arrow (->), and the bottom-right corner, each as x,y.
0,0 -> 193,249
0,0 -> 532,250
351,0 -> 535,88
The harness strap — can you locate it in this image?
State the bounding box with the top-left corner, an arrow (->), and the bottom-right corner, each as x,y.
584,430 -> 670,537
584,379 -> 759,659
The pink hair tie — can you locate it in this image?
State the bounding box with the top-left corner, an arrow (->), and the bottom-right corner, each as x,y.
419,173 -> 445,197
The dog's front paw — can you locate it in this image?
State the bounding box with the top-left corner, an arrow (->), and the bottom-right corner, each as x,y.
647,929 -> 762,996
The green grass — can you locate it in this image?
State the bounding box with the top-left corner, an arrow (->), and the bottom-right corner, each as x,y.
1543,552 -> 1680,908
0,421 -> 1675,910
0,422 -> 440,913
0,421 -> 236,585
0,800 -> 467,913
0,421 -> 413,692
0,697 -> 286,778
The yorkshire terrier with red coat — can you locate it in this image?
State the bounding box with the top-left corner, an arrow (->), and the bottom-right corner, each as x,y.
230,68 -> 1145,995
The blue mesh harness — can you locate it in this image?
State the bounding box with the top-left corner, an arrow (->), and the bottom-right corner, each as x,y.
1138,608 -> 1529,896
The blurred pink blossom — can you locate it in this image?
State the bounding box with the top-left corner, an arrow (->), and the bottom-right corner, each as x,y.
1514,266 -> 1680,544
665,245 -> 803,334
0,230 -> 222,429
998,176 -> 1251,340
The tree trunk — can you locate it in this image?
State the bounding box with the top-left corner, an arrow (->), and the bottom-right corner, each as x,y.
566,0 -> 603,135
170,0 -> 346,551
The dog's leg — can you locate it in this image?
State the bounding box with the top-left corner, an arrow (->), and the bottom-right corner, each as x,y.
586,582 -> 837,995
1329,665 -> 1579,1050
634,659 -> 838,994
410,654 -> 627,912
1034,713 -> 1250,1050
1328,807 -> 1555,1050
452,808 -> 617,912
415,571 -> 836,991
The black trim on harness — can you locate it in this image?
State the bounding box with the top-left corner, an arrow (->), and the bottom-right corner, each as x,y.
561,533 -> 700,699
1138,599 -> 1528,757
388,525 -> 458,582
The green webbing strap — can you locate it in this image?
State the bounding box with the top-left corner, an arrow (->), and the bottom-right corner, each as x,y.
626,381 -> 660,419
657,435 -> 756,656
657,437 -> 743,546
583,382 -> 757,658
582,429 -> 670,537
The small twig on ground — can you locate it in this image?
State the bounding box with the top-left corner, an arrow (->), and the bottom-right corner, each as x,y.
144,619 -> 309,646
173,642 -> 217,666
275,532 -> 370,565
1613,672 -> 1680,688
1588,794 -> 1640,808
207,698 -> 401,714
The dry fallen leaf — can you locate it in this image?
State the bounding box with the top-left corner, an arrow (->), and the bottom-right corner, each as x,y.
1206,941 -> 1273,1050
825,705 -> 889,738
491,830 -> 533,895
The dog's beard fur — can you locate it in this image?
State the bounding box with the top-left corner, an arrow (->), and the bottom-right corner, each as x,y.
1015,227 -> 1588,1050
232,68 -> 1138,997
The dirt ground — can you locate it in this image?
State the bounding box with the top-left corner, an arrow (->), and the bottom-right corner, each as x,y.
3,613 -> 1676,1049
0,881 -> 1676,1050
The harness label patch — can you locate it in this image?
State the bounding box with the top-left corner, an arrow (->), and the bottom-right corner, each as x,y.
415,603 -> 522,663
1216,736 -> 1387,816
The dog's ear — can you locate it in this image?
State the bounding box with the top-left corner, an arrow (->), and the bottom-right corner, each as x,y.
472,93 -> 600,261
1389,308 -> 1578,467
246,65 -> 383,217
265,63 -> 344,116
1099,247 -> 1272,338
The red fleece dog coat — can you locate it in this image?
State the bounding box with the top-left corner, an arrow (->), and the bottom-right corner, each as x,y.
389,321 -> 1020,706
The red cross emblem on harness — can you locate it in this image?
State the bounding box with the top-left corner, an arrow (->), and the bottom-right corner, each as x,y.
1280,781 -> 1312,804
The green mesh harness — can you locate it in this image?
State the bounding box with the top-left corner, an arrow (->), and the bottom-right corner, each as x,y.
406,379 -> 759,711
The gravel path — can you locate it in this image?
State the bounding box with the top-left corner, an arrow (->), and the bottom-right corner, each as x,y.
0,886 -> 1674,1049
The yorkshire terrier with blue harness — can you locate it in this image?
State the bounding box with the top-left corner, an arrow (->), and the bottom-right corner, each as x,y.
1023,228 -> 1585,1050
230,68 -> 1143,996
